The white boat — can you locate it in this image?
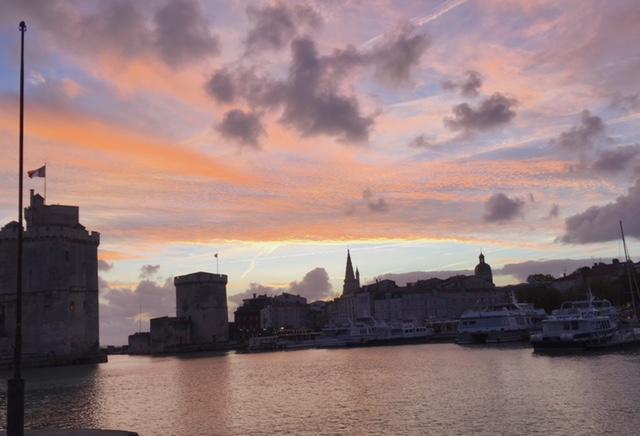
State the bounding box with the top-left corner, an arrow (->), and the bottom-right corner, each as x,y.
457,295 -> 546,344
531,297 -> 640,350
532,221 -> 640,350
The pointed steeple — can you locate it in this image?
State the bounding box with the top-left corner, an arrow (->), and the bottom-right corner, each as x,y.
345,249 -> 355,281
343,250 -> 358,295
355,267 -> 360,288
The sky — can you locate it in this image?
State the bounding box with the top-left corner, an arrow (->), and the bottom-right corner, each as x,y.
1,0 -> 640,344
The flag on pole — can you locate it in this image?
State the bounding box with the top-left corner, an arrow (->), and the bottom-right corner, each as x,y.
214,253 -> 218,258
27,165 -> 46,178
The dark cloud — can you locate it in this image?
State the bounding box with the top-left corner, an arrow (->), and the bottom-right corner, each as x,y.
552,110 -> 605,150
217,109 -> 264,147
99,275 -> 175,345
347,189 -> 389,215
560,179 -> 640,243
154,0 -> 219,67
547,203 -> 560,219
207,37 -> 374,144
591,144 -> 640,174
98,260 -> 113,272
205,68 -> 236,103
610,93 -> 640,113
245,2 -> 322,53
442,70 -> 483,97
369,24 -> 429,85
362,189 -> 389,213
279,37 -> 374,143
0,0 -> 219,68
288,267 -> 334,301
483,193 -> 525,222
408,134 -> 438,149
139,264 -> 160,279
444,93 -> 517,134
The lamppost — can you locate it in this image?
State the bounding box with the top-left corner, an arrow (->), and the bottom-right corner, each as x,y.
7,20 -> 27,436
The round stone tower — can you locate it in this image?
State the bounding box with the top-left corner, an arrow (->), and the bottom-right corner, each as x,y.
174,272 -> 229,343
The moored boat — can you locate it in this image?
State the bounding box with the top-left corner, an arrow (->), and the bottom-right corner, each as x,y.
457,296 -> 546,344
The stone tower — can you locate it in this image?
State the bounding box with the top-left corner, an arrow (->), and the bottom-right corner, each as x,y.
343,250 -> 360,295
0,191 -> 102,364
474,252 -> 493,284
174,272 -> 229,343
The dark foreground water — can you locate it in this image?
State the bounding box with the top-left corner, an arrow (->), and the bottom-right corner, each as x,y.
1,344 -> 639,435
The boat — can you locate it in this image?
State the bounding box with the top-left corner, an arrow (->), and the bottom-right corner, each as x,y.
531,221 -> 640,351
530,297 -> 640,350
247,319 -> 433,352
457,294 -> 546,344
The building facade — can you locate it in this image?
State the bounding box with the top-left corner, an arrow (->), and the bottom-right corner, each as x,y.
0,191 -> 103,365
328,252 -> 507,325
260,293 -> 309,330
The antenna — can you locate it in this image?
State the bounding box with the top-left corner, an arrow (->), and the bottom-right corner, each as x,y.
620,220 -> 639,320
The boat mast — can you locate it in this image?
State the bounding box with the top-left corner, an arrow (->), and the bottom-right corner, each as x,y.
620,220 -> 639,320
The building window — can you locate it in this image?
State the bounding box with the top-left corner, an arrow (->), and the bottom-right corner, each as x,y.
69,301 -> 76,313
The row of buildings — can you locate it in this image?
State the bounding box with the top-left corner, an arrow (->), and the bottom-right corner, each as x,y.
233,250 -> 509,337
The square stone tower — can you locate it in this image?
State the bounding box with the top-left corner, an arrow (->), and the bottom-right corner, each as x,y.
174,272 -> 229,343
0,191 -> 103,365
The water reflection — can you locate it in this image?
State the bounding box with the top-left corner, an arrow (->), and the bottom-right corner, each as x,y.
0,345 -> 639,435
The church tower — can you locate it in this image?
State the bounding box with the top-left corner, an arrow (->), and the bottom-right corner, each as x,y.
343,250 -> 360,295
474,252 -> 493,284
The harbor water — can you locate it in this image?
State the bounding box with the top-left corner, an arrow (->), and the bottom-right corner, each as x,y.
1,344 -> 639,435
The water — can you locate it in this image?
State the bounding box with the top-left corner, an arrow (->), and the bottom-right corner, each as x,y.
1,344 -> 639,435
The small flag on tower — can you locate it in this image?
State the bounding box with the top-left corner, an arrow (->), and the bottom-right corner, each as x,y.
214,253 -> 218,258
27,165 -> 46,178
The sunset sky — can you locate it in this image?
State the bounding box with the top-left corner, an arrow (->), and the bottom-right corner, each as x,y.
1,0 -> 640,344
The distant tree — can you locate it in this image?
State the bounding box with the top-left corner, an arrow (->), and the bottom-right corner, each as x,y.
526,274 -> 555,285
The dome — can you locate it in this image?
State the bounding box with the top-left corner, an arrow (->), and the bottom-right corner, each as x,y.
474,253 -> 493,283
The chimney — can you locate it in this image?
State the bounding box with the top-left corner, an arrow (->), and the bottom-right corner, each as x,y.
30,189 -> 34,205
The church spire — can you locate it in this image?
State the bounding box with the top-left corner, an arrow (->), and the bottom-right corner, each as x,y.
345,249 -> 355,281
343,250 -> 358,295
355,267 -> 360,288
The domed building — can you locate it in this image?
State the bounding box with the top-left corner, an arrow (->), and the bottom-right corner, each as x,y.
474,252 -> 493,284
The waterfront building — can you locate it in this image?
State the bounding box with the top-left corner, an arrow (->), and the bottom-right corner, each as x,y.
327,252 -> 507,325
234,293 -> 273,339
128,332 -> 151,355
150,316 -> 191,353
0,191 -> 104,365
175,272 -> 229,343
260,293 -> 308,330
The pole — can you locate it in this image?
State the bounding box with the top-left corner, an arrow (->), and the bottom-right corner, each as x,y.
620,220 -> 639,320
7,20 -> 27,436
44,161 -> 46,203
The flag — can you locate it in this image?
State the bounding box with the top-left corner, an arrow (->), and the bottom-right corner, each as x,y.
214,253 -> 218,258
28,165 -> 46,178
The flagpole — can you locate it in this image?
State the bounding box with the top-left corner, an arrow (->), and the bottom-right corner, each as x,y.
7,20 -> 27,436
